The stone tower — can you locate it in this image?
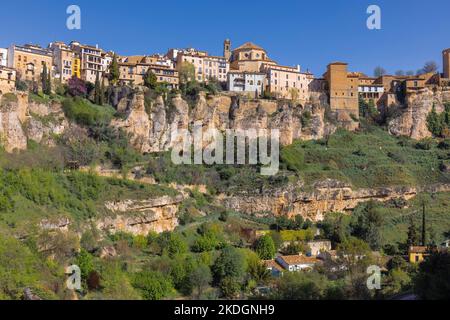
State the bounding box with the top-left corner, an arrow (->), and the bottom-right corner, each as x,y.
443,48 -> 450,79
224,39 -> 231,61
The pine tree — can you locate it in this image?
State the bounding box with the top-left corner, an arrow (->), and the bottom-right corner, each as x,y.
109,54 -> 119,85
94,72 -> 101,105
41,63 -> 48,94
100,77 -> 105,106
407,217 -> 419,247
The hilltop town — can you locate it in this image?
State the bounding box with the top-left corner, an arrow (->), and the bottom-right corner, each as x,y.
1,40 -> 449,128
0,39 -> 449,301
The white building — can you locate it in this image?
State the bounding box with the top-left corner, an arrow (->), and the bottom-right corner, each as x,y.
0,48 -> 7,67
275,255 -> 319,272
227,71 -> 266,97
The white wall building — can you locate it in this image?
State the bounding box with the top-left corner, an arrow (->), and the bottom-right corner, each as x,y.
0,48 -> 8,67
227,71 -> 266,97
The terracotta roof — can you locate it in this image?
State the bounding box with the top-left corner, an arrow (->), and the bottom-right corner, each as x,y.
278,255 -> 319,265
409,246 -> 428,253
263,260 -> 284,272
234,42 -> 266,52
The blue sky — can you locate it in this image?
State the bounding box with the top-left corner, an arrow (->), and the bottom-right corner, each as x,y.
1,0 -> 449,76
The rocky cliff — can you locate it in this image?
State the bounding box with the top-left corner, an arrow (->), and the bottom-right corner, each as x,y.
223,179 -> 450,222
112,88 -> 334,153
0,92 -> 68,152
97,194 -> 185,235
388,87 -> 450,140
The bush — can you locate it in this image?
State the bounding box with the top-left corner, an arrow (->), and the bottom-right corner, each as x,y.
67,77 -> 87,97
131,271 -> 173,300
62,97 -> 115,127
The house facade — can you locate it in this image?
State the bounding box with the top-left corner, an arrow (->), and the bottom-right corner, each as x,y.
0,48 -> 8,67
275,255 -> 320,272
227,71 -> 265,97
70,41 -> 105,83
49,42 -> 79,83
8,44 -> 53,83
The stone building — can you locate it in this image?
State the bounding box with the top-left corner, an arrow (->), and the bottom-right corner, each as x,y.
7,44 -> 53,83
118,56 -> 179,89
49,42 -> 79,83
0,48 -> 8,67
229,42 -> 276,72
443,48 -> 450,79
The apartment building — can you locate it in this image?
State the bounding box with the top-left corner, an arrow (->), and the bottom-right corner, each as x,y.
174,49 -> 229,83
263,64 -> 313,101
0,66 -> 16,94
49,42 -> 79,83
118,56 -> 179,89
0,48 -> 7,67
70,41 -> 104,83
7,44 -> 53,83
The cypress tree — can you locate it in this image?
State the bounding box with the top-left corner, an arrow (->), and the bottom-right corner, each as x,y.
41,63 -> 48,93
109,54 -> 119,85
94,72 -> 101,105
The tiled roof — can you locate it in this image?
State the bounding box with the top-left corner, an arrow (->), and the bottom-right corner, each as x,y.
234,42 -> 265,52
279,255 -> 319,265
263,260 -> 284,272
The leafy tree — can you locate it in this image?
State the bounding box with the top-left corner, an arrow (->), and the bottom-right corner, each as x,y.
144,69 -> 158,89
131,271 -> 173,300
76,249 -> 94,281
414,252 -> 450,300
212,246 -> 246,284
273,272 -> 330,300
374,66 -> 387,77
67,76 -> 87,97
109,54 -> 120,85
178,61 -> 195,84
189,263 -> 212,299
254,235 -> 276,260
219,277 -> 241,299
157,232 -> 187,258
247,259 -> 271,285
351,201 -> 384,250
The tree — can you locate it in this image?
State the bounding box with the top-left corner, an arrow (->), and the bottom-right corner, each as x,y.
144,69 -> 158,89
41,63 -> 51,95
179,61 -> 195,84
157,232 -> 187,258
131,271 -> 173,300
212,246 -> 246,285
421,61 -> 438,74
248,260 -> 271,285
76,249 -> 94,281
374,66 -> 387,77
94,72 -> 101,105
414,252 -> 450,300
109,54 -> 120,85
395,70 -> 405,76
273,272 -> 329,300
351,201 -> 384,250
67,76 -> 87,97
254,235 -> 276,260
407,217 -> 420,247
406,70 -> 415,76
189,263 -> 212,299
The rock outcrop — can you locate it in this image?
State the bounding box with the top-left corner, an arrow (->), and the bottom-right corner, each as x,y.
0,92 -> 68,152
223,179 -> 450,222
388,87 -> 450,140
113,87 -> 334,153
97,195 -> 184,235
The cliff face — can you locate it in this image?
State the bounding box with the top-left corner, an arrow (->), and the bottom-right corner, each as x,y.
112,89 -> 334,153
0,92 -> 68,152
97,194 -> 185,235
223,179 -> 450,222
388,87 -> 450,140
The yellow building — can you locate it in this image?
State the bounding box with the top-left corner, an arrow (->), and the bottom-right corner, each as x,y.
8,44 -> 53,84
409,246 -> 429,264
72,57 -> 81,78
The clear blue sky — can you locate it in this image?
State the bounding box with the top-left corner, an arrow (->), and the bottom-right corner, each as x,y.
1,0 -> 449,77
